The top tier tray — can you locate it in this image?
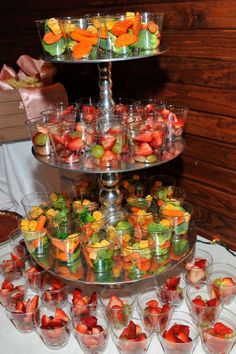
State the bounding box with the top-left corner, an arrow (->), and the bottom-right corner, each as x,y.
41,44 -> 168,64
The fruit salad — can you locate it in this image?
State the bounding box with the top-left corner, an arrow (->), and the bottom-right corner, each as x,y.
185,250 -> 213,285
0,276 -> 25,307
37,306 -> 71,349
201,321 -> 236,354
105,294 -> 133,329
82,229 -> 114,273
113,319 -> 152,354
24,261 -> 51,291
161,323 -> 195,353
36,18 -> 67,57
5,293 -> 39,333
121,174 -> 146,200
69,287 -> 97,318
0,245 -> 26,275
190,295 -> 221,328
158,104 -> 188,141
155,186 -> 186,207
156,276 -> 184,308
62,18 -> 99,60
210,276 -> 236,305
137,12 -> 163,51
106,219 -> 134,250
143,220 -> 172,256
98,12 -> 141,56
20,216 -> 50,259
160,201 -> 192,237
74,312 -> 109,354
128,120 -> 166,164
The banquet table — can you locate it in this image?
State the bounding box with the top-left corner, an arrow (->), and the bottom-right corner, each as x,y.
0,236 -> 236,354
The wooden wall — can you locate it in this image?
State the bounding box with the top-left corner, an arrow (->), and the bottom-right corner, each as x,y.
0,1 -> 236,249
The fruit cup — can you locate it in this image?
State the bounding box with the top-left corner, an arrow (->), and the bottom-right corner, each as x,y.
141,219 -> 172,257
5,288 -> 40,333
54,130 -> 85,164
98,13 -> 141,56
114,97 -> 136,124
128,120 -> 167,164
68,287 -> 98,319
35,304 -> 71,349
200,308 -> 236,354
61,17 -> 99,60
35,18 -> 68,59
158,103 -> 189,141
26,117 -> 53,156
160,311 -> 199,354
156,275 -> 185,308
147,174 -> 177,197
8,229 -> 28,255
155,186 -> 186,207
137,12 -> 164,51
23,256 -> 51,292
208,262 -> 236,305
0,270 -> 26,307
82,227 -> 114,273
20,216 -> 50,259
185,281 -> 223,328
100,287 -> 136,329
111,317 -> 153,354
135,98 -> 160,115
184,248 -> 213,285
73,307 -> 109,354
42,277 -> 68,306
137,287 -> 172,333
121,237 -> 155,277
76,96 -> 99,123
0,244 -> 26,276
86,121 -> 128,168
48,223 -> 81,266
21,192 -> 49,220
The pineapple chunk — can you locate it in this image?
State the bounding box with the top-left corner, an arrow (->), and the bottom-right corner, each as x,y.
47,18 -> 62,36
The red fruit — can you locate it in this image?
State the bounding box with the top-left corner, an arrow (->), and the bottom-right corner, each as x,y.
82,295 -> 90,304
15,301 -> 25,313
101,150 -> 117,163
194,258 -> 207,269
161,304 -> 171,313
136,143 -> 153,156
206,298 -> 219,307
44,290 -> 52,302
52,134 -> 64,145
177,331 -> 191,343
67,137 -> 84,152
107,126 -> 122,135
150,131 -> 164,148
100,135 -> 116,150
138,332 -> 147,341
160,108 -> 170,120
26,295 -> 39,313
72,288 -> 82,304
55,308 -> 69,322
51,278 -> 65,290
111,304 -> 124,322
222,277 -> 236,286
126,320 -> 136,339
146,299 -> 159,309
166,276 -> 180,290
75,122 -> 83,133
134,132 -> 153,143
41,314 -> 50,328
47,318 -> 65,328
173,118 -> 184,128
108,295 -> 123,308
192,296 -> 206,308
89,291 -> 97,304
92,325 -> 104,334
172,324 -> 190,336
214,322 -> 233,336
81,316 -> 97,329
76,323 -> 88,334
1,279 -> 14,290
163,329 -> 178,343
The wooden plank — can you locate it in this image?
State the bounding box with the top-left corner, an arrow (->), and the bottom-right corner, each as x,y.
184,135 -> 236,170
165,156 -> 236,194
0,113 -> 27,129
185,111 -> 236,144
0,90 -> 22,102
0,126 -> 30,143
192,204 -> 236,250
179,178 -> 236,219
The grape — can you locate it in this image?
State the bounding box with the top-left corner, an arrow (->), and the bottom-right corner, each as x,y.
92,144 -> 105,159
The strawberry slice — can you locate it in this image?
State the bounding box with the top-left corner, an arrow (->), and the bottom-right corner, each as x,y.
26,295 -> 39,313
72,288 -> 83,304
101,150 -> 117,164
134,132 -> 153,143
146,299 -> 159,309
173,117 -> 184,128
161,304 -> 171,313
92,325 -> 104,334
194,258 -> 207,269
108,295 -> 123,308
81,315 -> 97,329
163,329 -> 178,343
51,278 -> 65,290
177,331 -> 191,343
126,320 -> 136,339
222,277 -> 236,286
150,131 -> 164,148
206,298 -> 219,307
41,314 -> 50,328
214,322 -> 233,336
55,308 -> 69,322
192,296 -> 206,308
111,304 -> 124,323
66,137 -> 84,152
1,279 -> 14,290
52,134 -> 64,145
15,301 -> 25,313
76,323 -> 88,334
136,142 -> 153,156
89,291 -> 97,304
107,126 -> 122,135
166,276 -> 180,290
100,135 -> 116,150
47,317 -> 65,328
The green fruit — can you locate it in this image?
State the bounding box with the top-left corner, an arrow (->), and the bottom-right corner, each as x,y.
146,154 -> 158,163
34,133 -> 49,146
112,135 -> 123,154
92,144 -> 105,159
116,221 -> 132,231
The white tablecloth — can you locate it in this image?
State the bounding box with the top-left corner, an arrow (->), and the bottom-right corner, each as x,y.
0,236 -> 236,354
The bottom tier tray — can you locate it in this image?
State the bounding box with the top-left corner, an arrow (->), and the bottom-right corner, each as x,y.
28,223 -> 197,286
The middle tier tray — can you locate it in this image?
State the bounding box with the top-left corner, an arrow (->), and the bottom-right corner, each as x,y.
32,138 -> 184,174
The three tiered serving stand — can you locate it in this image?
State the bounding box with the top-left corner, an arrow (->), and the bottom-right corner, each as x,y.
31,45 -> 196,286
